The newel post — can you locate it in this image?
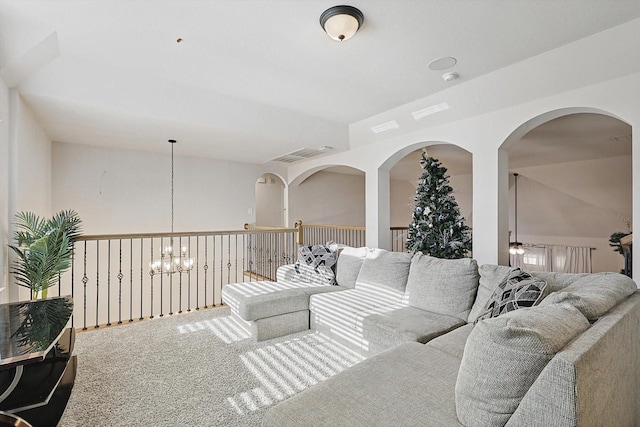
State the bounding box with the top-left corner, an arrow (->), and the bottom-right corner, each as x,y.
294,220 -> 304,245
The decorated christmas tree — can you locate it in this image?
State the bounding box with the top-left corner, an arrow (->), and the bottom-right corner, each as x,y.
406,152 -> 472,258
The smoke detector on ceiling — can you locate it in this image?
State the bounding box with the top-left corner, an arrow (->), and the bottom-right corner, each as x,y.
442,72 -> 458,82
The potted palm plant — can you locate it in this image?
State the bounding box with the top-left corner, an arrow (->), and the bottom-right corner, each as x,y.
8,210 -> 82,299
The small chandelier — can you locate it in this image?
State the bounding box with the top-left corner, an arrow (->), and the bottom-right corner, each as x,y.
320,5 -> 364,41
150,140 -> 195,275
509,173 -> 525,255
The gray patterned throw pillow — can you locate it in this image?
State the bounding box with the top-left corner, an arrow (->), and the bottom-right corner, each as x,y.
475,268 -> 546,323
294,245 -> 337,285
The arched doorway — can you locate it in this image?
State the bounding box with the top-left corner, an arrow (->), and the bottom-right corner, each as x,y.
255,173 -> 286,227
502,111 -> 632,274
288,166 -> 365,227
388,143 -> 473,252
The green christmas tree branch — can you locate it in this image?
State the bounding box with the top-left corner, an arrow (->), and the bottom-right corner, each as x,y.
406,153 -> 472,259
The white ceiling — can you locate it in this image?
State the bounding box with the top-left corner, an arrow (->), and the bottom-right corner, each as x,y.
1,0 -> 639,163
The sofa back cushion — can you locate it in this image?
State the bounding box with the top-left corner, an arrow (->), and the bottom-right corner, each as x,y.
403,254 -> 479,321
540,272 -> 638,321
455,303 -> 590,427
335,246 -> 369,288
467,264 -> 514,323
530,271 -> 589,293
354,249 -> 412,301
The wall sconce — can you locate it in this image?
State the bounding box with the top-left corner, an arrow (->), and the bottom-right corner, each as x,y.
320,5 -> 364,41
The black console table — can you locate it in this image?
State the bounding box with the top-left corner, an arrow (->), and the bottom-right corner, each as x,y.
0,296 -> 75,427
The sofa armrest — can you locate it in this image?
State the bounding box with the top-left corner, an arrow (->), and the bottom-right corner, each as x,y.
507,292 -> 640,427
276,264 -> 297,283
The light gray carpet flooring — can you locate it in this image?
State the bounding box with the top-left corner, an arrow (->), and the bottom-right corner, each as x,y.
59,306 -> 363,427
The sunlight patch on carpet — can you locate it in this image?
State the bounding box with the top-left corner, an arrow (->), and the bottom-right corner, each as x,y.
227,332 -> 363,414
177,315 -> 251,343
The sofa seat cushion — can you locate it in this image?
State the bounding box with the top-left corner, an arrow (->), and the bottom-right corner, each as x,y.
456,303 -> 590,427
263,342 -> 464,427
427,323 -> 474,359
309,289 -> 405,352
540,272 -> 638,321
404,254 -> 479,321
309,289 -> 405,330
354,249 -> 412,303
222,281 -> 346,321
362,306 -> 465,352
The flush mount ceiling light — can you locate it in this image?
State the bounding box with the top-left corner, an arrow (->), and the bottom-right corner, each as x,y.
320,5 -> 364,41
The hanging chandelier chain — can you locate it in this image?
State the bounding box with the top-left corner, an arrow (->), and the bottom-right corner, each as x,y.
514,173 -> 518,241
149,139 -> 195,276
171,141 -> 174,234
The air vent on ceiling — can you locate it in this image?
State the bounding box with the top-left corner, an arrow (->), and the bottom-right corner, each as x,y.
371,120 -> 399,134
268,147 -> 332,164
411,102 -> 450,120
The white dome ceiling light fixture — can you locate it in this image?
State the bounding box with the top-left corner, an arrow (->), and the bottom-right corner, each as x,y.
320,5 -> 364,41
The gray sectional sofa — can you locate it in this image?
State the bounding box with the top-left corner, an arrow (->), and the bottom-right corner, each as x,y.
221,246 -> 640,426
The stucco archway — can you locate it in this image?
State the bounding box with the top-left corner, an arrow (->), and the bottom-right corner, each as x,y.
255,173 -> 287,227
381,141 -> 473,252
288,165 -> 366,227
498,107 -> 632,273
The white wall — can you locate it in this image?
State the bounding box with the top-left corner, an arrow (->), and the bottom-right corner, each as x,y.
255,173 -> 285,227
52,142 -> 266,234
390,174 -> 473,229
6,94 -> 53,301
390,179 -> 414,227
0,79 -> 9,301
508,155 -> 632,273
288,170 -> 365,226
518,234 -> 623,274
9,94 -> 52,216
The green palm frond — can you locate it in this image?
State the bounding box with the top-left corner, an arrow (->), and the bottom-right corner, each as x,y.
14,211 -> 48,246
9,210 -> 82,298
49,209 -> 83,244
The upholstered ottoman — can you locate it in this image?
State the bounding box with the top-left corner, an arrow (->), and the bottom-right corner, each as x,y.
222,245 -> 346,341
222,279 -> 345,341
